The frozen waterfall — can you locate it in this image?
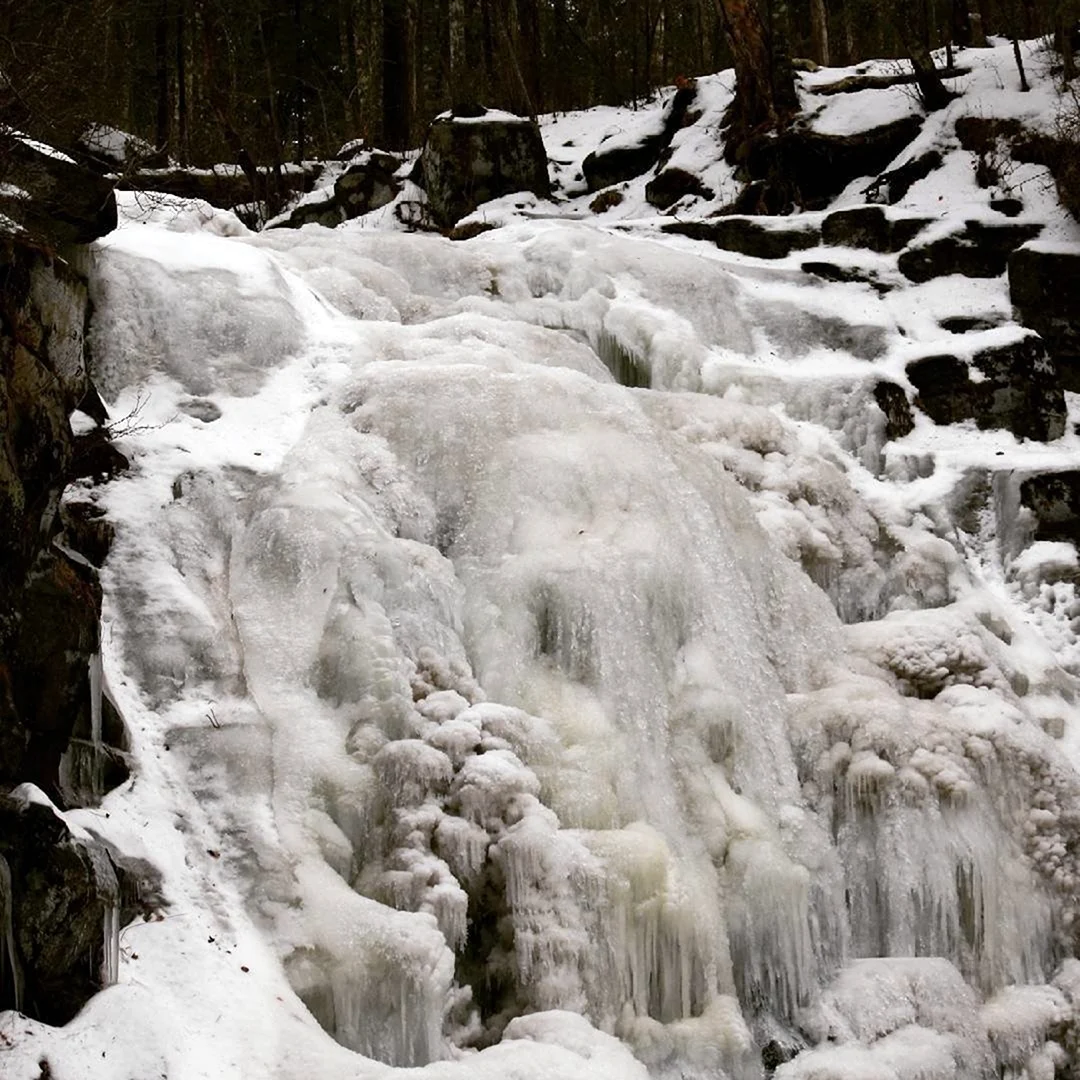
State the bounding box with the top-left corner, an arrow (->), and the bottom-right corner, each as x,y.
25,195 -> 1080,1080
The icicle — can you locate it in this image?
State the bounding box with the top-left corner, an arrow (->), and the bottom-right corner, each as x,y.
102,904 -> 121,986
0,854 -> 23,1011
89,651 -> 105,801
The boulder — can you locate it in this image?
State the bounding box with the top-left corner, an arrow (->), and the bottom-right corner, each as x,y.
664,216 -> 820,258
0,791 -> 126,1023
906,332 -> 1065,441
278,191 -> 346,229
0,134 -> 118,246
1019,471 -> 1080,543
899,221 -> 1043,283
75,123 -> 169,172
938,316 -> 1003,334
583,84 -> 697,192
5,546 -> 101,799
737,115 -> 924,211
276,151 -> 404,229
334,151 -> 402,216
589,189 -> 624,213
419,108 -> 550,228
645,166 -> 714,210
1009,244 -> 1080,390
821,205 -> 931,253
873,382 -> 915,440
801,261 -> 893,292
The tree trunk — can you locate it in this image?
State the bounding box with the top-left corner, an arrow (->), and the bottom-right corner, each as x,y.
970,0 -> 989,45
292,0 -> 307,162
810,0 -> 830,66
1057,12 -> 1077,84
1013,37 -> 1030,91
382,0 -> 410,148
176,6 -> 188,162
481,0 -> 496,101
155,0 -> 171,153
714,0 -> 797,142
339,0 -> 362,133
517,0 -> 542,114
950,0 -> 971,46
893,4 -> 955,110
448,0 -> 468,104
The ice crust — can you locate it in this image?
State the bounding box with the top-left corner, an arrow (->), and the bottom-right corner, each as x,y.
16,59 -> 1080,1075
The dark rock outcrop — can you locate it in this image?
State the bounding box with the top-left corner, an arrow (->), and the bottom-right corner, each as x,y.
75,124 -> 169,173
0,174 -> 142,1026
419,109 -> 550,228
583,85 -> 697,192
821,205 -> 931,253
801,261 -> 893,291
864,149 -> 942,205
663,216 -> 819,258
899,221 -> 1042,283
0,236 -> 88,603
645,166 -> 715,210
906,333 -> 1065,441
1009,244 -> 1080,390
0,135 -> 118,246
873,381 -> 916,440
279,192 -> 346,229
273,151 -> 404,230
335,151 -> 402,216
736,115 -> 924,212
0,792 -> 123,1023
1019,471 -> 1080,543
6,549 -> 102,800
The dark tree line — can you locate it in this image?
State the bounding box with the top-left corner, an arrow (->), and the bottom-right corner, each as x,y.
0,0 -> 1076,173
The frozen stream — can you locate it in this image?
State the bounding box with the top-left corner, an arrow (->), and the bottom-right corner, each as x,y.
11,194 -> 1080,1080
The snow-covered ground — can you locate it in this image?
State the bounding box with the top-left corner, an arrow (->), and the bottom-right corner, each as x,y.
7,39 -> 1080,1080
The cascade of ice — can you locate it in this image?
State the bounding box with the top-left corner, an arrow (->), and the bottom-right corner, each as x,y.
79,212 -> 1080,1078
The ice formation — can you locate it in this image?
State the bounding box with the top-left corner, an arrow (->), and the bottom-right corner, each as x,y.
11,62 -> 1080,1073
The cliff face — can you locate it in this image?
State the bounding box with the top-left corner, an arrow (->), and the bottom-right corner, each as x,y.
0,162 -> 140,1023
0,237 -> 96,795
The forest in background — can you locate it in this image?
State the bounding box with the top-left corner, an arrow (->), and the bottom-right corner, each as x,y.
0,0 -> 1077,173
